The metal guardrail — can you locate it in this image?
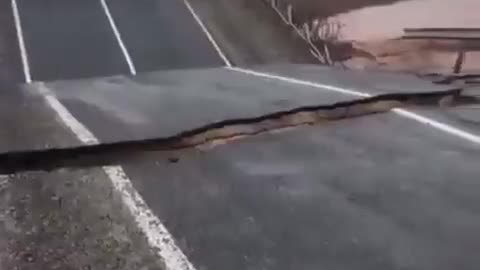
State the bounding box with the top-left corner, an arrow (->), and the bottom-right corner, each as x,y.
403,28 -> 480,74
403,28 -> 480,40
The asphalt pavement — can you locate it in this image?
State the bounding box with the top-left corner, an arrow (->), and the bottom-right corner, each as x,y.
107,0 -> 223,72
17,0 -> 130,81
0,82 -> 165,269
31,65 -> 480,270
0,0 -> 23,82
15,0 -> 224,82
2,1 -> 480,270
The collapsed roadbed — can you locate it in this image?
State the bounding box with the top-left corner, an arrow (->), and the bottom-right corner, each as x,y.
0,85 -> 474,173
258,0 -> 480,73
1,65 -> 480,270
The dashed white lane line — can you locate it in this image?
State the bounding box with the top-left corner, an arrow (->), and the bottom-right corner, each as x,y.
226,66 -> 480,146
100,0 -> 137,75
182,0 -> 232,67
37,83 -> 197,270
11,1 -> 194,266
11,0 -> 31,83
13,3 -> 194,265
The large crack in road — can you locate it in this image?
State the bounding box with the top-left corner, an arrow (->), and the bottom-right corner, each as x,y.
0,87 -> 477,174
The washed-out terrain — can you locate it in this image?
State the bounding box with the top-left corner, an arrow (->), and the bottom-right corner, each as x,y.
270,0 -> 480,74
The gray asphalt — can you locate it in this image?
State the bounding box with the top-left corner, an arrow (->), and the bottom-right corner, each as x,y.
2,0 -> 480,269
0,0 -> 23,83
124,114 -> 480,270
107,0 -> 223,72
44,68 -> 355,142
0,83 -> 164,270
34,65 -> 480,270
255,64 -> 457,94
17,0 -> 129,81
16,0 -> 223,82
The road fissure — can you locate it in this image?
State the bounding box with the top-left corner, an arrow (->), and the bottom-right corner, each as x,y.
0,87 -> 473,174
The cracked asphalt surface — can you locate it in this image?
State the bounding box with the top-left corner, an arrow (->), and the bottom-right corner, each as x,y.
0,0 -> 317,269
0,84 -> 165,269
1,0 -> 480,270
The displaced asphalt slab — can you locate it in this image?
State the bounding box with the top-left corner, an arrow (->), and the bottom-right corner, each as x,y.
0,83 -> 82,152
36,67 -> 356,142
25,65 -> 480,270
255,64 -> 457,95
17,0 -> 129,81
253,65 -> 480,140
106,0 -> 224,72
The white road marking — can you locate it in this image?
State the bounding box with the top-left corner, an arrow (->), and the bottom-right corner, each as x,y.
227,66 -> 371,97
37,83 -> 196,270
393,108 -> 480,145
11,0 -> 32,83
182,0 -> 232,67
100,0 -> 137,75
226,66 -> 480,146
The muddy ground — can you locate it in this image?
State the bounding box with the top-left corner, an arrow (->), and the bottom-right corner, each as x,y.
268,0 -> 480,74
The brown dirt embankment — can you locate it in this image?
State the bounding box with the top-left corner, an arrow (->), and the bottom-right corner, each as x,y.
261,0 -> 480,74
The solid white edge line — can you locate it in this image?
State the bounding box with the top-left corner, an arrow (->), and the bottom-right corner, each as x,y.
11,0 -> 32,83
226,66 -> 371,97
100,0 -> 137,75
37,82 -> 196,270
226,66 -> 480,146
182,0 -> 232,67
393,108 -> 480,145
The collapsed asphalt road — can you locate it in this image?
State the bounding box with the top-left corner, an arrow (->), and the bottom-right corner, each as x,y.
0,64 -> 478,270
1,0 -> 480,270
0,0 -> 318,268
0,86 -> 473,174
